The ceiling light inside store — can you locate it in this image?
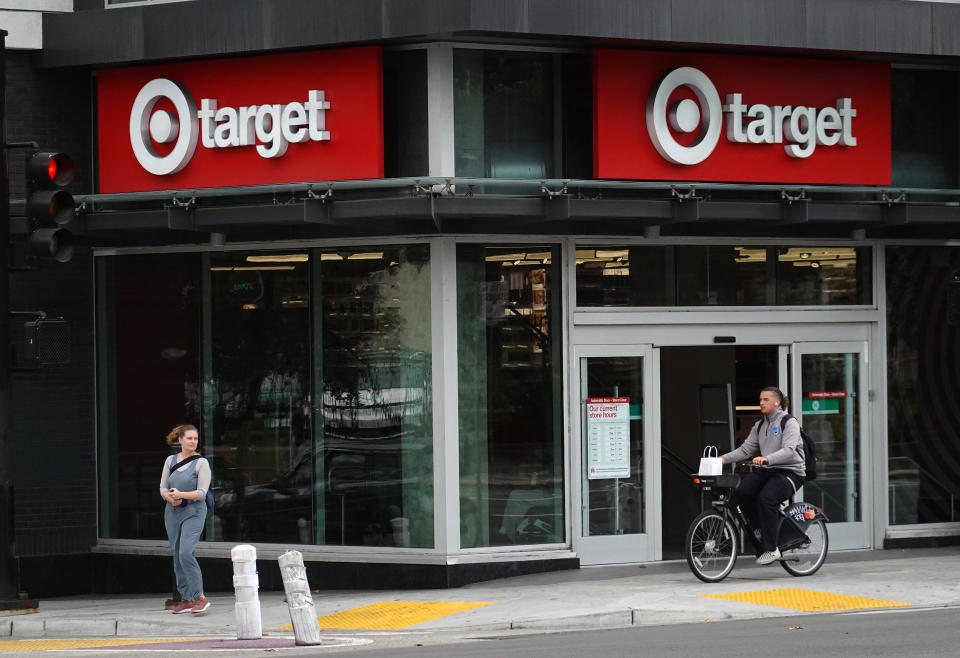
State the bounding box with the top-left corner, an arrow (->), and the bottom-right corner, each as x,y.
209,266 -> 296,271
347,252 -> 384,260
602,267 -> 630,276
320,253 -> 343,261
486,253 -> 527,262
595,249 -> 629,260
734,247 -> 767,263
485,251 -> 552,264
779,247 -> 856,263
246,254 -> 308,263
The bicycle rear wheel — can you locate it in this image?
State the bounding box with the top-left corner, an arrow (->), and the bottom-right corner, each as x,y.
686,510 -> 738,583
780,519 -> 828,576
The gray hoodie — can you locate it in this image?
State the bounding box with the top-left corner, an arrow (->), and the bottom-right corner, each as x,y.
721,407 -> 805,478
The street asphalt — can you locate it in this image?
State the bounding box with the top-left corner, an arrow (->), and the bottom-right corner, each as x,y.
0,546 -> 956,648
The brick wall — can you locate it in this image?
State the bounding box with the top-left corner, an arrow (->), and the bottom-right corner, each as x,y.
5,50 -> 96,557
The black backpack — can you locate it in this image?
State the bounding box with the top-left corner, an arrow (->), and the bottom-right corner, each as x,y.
757,414 -> 818,481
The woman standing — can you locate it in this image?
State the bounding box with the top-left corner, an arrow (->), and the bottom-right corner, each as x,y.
160,424 -> 211,614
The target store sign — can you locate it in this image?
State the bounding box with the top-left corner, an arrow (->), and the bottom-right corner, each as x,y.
594,50 -> 891,184
97,47 -> 383,193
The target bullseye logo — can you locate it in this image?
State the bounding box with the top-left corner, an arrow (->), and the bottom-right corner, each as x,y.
645,67 -> 722,166
645,66 -> 859,165
128,78 -> 332,176
130,78 -> 199,176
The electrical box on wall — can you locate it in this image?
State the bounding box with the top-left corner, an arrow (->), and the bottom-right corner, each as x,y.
17,317 -> 71,367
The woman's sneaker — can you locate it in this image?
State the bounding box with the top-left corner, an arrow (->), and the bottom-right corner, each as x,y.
191,595 -> 211,614
171,600 -> 194,614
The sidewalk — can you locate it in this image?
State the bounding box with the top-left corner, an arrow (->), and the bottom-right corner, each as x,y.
1,547 -> 958,643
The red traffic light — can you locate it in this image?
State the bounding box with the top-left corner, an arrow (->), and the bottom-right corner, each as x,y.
27,152 -> 75,187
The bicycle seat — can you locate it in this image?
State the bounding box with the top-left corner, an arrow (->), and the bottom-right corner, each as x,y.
691,473 -> 741,490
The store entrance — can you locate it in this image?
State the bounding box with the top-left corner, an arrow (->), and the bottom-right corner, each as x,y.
659,345 -> 780,559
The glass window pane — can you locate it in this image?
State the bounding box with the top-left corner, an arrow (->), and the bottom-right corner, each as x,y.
455,50 -> 555,178
458,245 -> 563,547
886,247 -> 960,524
207,251 -> 312,544
892,69 -> 959,189
321,245 -> 433,548
97,254 -> 201,539
581,358 -> 644,536
676,246 -> 768,305
576,245 -> 872,307
800,353 -> 860,523
777,247 -> 871,305
384,49 -> 428,177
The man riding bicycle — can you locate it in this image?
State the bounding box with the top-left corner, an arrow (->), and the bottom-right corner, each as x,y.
720,386 -> 805,566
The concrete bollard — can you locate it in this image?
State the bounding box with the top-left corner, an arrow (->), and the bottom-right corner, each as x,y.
231,544 -> 262,640
278,550 -> 323,646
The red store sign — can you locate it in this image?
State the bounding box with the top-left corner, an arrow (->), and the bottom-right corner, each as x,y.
97,47 -> 383,193
594,50 -> 891,185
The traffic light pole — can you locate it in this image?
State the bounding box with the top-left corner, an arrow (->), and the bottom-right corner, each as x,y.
1,32 -> 38,610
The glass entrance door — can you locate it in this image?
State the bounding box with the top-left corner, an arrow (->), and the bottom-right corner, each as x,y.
791,341 -> 870,550
574,345 -> 655,565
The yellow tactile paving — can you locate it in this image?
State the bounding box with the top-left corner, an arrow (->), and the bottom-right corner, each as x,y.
702,588 -> 911,612
0,638 -> 194,651
277,600 -> 494,630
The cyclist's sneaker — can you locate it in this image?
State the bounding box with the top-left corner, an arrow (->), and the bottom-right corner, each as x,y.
756,548 -> 781,565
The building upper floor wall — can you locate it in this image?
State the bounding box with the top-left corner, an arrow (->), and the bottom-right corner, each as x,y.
40,0 -> 960,69
0,0 -> 70,50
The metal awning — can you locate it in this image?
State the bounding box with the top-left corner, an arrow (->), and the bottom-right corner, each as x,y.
14,178 -> 960,247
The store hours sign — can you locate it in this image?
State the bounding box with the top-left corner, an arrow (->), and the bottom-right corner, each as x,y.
586,397 -> 630,479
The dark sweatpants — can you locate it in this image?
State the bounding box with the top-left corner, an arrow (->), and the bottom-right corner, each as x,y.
735,468 -> 803,552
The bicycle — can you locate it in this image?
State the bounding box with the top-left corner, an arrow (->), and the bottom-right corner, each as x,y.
685,472 -> 829,583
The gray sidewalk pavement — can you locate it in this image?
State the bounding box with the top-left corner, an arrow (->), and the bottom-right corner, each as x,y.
1,547 -> 958,642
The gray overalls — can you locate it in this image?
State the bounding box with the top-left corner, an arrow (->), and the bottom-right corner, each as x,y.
163,455 -> 207,601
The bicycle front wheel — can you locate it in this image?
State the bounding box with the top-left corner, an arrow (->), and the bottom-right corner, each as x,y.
686,510 -> 738,583
780,519 -> 829,577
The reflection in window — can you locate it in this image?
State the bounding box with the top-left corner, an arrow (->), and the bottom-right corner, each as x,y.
458,246 -> 564,548
206,252 -> 312,544
455,50 -> 555,179
97,254 -> 201,539
576,245 -> 871,307
98,246 -> 433,548
886,247 -> 960,524
892,69 -> 959,189
320,246 -> 433,548
800,353 -> 860,523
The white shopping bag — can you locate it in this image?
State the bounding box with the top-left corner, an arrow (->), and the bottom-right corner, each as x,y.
698,446 -> 723,476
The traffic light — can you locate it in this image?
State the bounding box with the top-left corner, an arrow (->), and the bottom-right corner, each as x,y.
25,150 -> 75,263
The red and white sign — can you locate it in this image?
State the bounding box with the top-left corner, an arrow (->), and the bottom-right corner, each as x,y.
594,50 -> 891,184
809,391 -> 848,398
586,397 -> 630,479
97,47 -> 383,193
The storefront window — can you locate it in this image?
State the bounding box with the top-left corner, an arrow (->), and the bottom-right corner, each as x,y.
96,253 -> 201,540
886,247 -> 960,524
97,245 -> 433,547
576,245 -> 872,307
454,49 -> 592,179
205,251 -> 312,544
384,49 -> 428,177
458,245 -> 564,548
319,246 -> 433,548
892,69 -> 959,189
